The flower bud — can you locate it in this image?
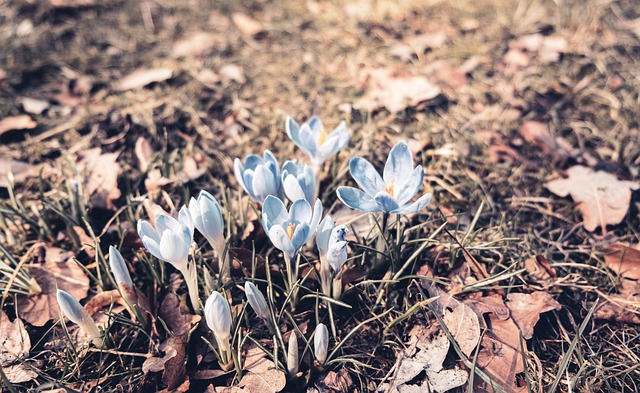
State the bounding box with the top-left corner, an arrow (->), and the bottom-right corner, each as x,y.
204,291 -> 232,340
287,332 -> 299,377
56,289 -> 102,347
314,323 -> 329,364
109,246 -> 138,309
244,281 -> 270,321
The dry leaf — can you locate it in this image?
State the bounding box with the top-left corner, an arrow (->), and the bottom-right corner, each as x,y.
182,156 -> 207,181
443,304 -> 480,357
0,115 -> 37,136
604,244 -> 640,280
354,68 -> 440,113
593,284 -> 640,325
77,148 -> 122,210
506,292 -> 561,339
518,121 -> 571,161
232,13 -> 264,36
322,368 -> 353,392
545,166 -> 639,232
0,159 -> 37,188
17,247 -> 90,326
145,169 -> 174,194
524,255 -> 557,286
504,48 -> 529,67
135,137 -> 154,172
230,344 -> 286,393
172,32 -> 220,58
117,67 -> 173,91
0,311 -> 36,383
219,64 -> 245,84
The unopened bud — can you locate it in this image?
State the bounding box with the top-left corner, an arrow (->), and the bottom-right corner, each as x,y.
56,289 -> 102,347
314,323 -> 329,364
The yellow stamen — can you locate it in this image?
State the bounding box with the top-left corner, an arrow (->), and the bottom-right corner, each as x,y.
385,179 -> 395,197
286,223 -> 296,240
317,128 -> 328,146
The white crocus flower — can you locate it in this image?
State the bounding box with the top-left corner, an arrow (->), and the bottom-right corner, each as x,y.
108,246 -> 138,308
314,323 -> 329,364
57,289 -> 102,347
204,291 -> 232,367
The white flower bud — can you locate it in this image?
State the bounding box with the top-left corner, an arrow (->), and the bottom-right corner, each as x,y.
244,281 -> 270,321
287,332 -> 299,376
56,289 -> 102,346
205,291 -> 231,340
109,246 -> 133,289
314,323 -> 329,364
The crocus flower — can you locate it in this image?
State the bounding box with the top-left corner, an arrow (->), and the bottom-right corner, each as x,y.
205,291 -> 232,366
189,191 -> 230,284
281,161 -> 316,203
314,323 -> 329,364
286,116 -> 350,167
109,246 -> 138,307
244,281 -> 270,322
234,150 -> 283,203
137,206 -> 200,310
326,225 -> 349,273
336,141 -> 431,214
57,289 -> 102,347
287,332 -> 299,377
261,196 -> 322,262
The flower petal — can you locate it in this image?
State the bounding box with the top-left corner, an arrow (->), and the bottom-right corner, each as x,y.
393,193 -> 432,215
252,165 -> 277,202
233,158 -> 248,193
316,121 -> 350,161
383,141 -> 414,186
299,123 -> 318,157
155,214 -> 181,234
289,199 -> 312,224
394,165 -> 424,206
374,191 -> 399,212
308,198 -> 323,236
349,157 -> 385,197
138,220 -> 160,244
268,225 -> 296,259
262,195 -> 288,233
336,186 -> 381,212
178,205 -> 194,236
159,230 -> 189,268
286,117 -> 302,147
283,175 -> 307,202
316,215 -> 335,256
290,222 -> 310,251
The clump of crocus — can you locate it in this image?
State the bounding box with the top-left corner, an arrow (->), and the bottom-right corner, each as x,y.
244,281 -> 274,333
281,161 -> 316,203
189,190 -> 230,285
287,332 -> 299,377
314,323 -> 329,365
336,141 -> 431,215
137,206 -> 200,311
316,216 -> 349,298
234,150 -> 284,203
204,291 -> 233,370
262,196 -> 322,301
286,116 -> 350,169
108,246 -> 138,308
57,289 -> 103,347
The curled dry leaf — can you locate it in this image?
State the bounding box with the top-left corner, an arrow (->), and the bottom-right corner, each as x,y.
17,247 -> 90,326
182,156 -> 207,182
76,148 -> 122,210
0,311 -> 37,383
545,166 -> 639,232
229,344 -> 286,393
506,292 -> 561,339
354,68 -> 440,113
524,255 -> 557,286
603,243 -> 640,280
135,137 -> 154,172
116,67 -> 173,91
0,115 -> 37,136
443,304 -> 480,357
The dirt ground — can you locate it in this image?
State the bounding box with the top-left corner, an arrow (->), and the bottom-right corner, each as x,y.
1,0 -> 640,392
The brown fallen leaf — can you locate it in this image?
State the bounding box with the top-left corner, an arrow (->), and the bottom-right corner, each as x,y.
524,255 -> 557,286
593,280 -> 640,325
227,344 -> 286,393
116,67 -> 173,91
0,311 -> 37,383
0,115 -> 37,136
172,32 -> 220,58
506,292 -> 561,339
354,68 -> 441,113
182,156 -> 207,182
545,166 -> 639,232
76,148 -> 122,210
518,121 -> 571,161
231,13 -> 264,36
17,247 -> 90,326
135,137 -> 154,172
321,368 -> 353,392
0,159 -> 38,188
603,244 -> 640,280
443,304 -> 480,357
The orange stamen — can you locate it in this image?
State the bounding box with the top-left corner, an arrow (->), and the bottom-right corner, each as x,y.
286,223 -> 296,239
317,128 -> 328,146
385,179 -> 395,197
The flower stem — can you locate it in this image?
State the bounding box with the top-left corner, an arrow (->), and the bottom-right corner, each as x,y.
372,212 -> 390,272
181,263 -> 200,312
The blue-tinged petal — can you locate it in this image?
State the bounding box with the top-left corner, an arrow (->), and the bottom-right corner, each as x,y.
155,214 -> 181,234
289,199 -> 312,224
290,222 -> 310,251
394,165 -> 424,206
281,161 -> 297,178
242,169 -> 255,198
299,124 -> 317,156
262,195 -> 288,234
252,165 -> 276,202
308,199 -> 323,236
140,235 -> 162,260
283,175 -> 307,202
178,205 -> 194,236
286,117 -> 302,146
198,191 -> 224,243
234,158 -> 247,193
383,141 -> 414,186
299,172 -> 315,202
307,116 -> 323,134
393,193 -> 432,215
138,220 -> 160,244
264,151 -> 280,179
316,121 -> 350,159
159,231 -> 189,269
243,154 -> 263,171
316,215 -> 335,256
374,191 -> 400,213
349,157 -> 385,197
109,246 -> 133,288
336,186 -> 381,212
268,226 -> 296,259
